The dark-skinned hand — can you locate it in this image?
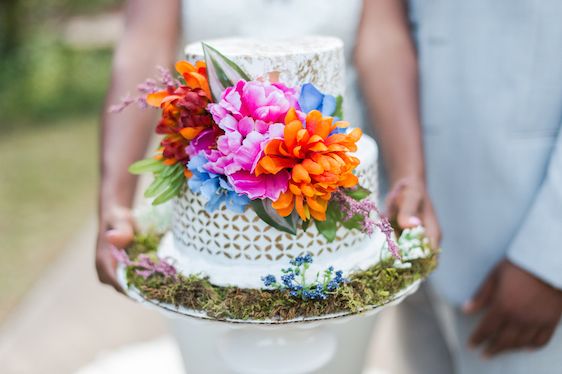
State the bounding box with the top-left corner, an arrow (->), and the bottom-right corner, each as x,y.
465,260 -> 562,358
95,205 -> 135,293
386,177 -> 441,248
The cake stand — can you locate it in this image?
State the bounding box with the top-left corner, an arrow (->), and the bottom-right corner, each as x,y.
117,264 -> 421,374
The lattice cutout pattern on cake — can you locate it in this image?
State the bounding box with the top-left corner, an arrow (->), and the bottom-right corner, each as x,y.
172,160 -> 378,263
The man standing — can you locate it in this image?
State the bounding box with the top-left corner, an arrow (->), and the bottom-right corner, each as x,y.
356,0 -> 562,372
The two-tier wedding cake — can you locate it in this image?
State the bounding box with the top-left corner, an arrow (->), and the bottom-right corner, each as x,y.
114,35 -> 434,324
158,37 -> 387,288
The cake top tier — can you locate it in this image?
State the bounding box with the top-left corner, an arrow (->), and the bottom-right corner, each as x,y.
185,36 -> 345,96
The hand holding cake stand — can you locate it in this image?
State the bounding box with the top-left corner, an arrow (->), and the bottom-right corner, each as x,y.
112,36 -> 437,374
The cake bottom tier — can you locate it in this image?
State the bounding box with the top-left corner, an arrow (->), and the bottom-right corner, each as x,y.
158,231 -> 387,288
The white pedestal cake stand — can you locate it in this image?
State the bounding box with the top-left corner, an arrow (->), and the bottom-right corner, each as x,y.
117,265 -> 421,374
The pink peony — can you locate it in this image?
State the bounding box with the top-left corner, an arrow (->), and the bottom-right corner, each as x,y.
210,80 -> 300,125
205,80 -> 299,200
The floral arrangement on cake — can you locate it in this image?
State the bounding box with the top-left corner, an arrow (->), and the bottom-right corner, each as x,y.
112,44 -> 398,256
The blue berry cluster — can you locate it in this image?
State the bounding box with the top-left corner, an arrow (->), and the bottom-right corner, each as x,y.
260,253 -> 347,301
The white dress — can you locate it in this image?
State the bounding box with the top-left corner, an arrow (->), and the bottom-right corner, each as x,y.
181,0 -> 368,131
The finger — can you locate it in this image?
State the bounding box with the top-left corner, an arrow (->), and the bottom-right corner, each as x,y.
396,190 -> 422,229
105,217 -> 135,249
463,268 -> 499,314
514,326 -> 541,349
385,188 -> 400,219
483,323 -> 520,358
469,307 -> 504,348
422,204 -> 441,249
96,250 -> 125,294
532,326 -> 556,349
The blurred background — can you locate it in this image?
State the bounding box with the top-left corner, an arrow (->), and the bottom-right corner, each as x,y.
0,0 -> 116,321
0,1 -> 170,373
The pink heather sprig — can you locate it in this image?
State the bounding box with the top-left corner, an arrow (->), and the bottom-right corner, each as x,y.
108,66 -> 181,113
334,189 -> 401,259
373,206 -> 401,260
333,189 -> 377,235
111,246 -> 177,280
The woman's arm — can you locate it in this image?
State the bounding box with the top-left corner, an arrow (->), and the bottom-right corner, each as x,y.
97,0 -> 180,290
355,0 -> 440,246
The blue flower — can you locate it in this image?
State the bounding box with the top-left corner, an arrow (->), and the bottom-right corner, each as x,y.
299,83 -> 337,116
187,154 -> 250,213
261,274 -> 277,287
281,273 -> 296,288
290,253 -> 314,267
298,83 -> 346,134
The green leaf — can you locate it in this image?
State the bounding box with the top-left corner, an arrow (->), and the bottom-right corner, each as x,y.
250,199 -> 297,235
202,42 -> 251,102
314,216 -> 337,242
144,175 -> 168,198
314,202 -> 341,242
128,158 -> 164,175
344,185 -> 371,201
334,95 -> 344,119
301,219 -> 310,232
160,163 -> 182,178
152,181 -> 184,205
341,214 -> 364,231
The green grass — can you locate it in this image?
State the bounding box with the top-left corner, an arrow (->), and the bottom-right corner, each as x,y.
0,117 -> 98,320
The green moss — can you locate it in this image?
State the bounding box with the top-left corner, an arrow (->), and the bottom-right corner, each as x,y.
125,234 -> 437,321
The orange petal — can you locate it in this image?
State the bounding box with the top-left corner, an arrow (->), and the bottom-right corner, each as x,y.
295,195 -> 309,221
175,60 -> 196,75
276,204 -> 294,217
335,120 -> 350,128
284,120 -> 303,150
146,91 -> 169,107
258,156 -> 290,175
284,107 -> 300,124
184,71 -> 211,97
289,182 -> 302,196
264,139 -> 282,155
272,190 -> 294,210
307,142 -> 329,152
301,184 -> 315,197
309,208 -> 326,221
325,133 -> 347,145
348,128 -> 363,142
306,197 -> 327,213
340,173 -> 359,188
296,128 -> 309,144
195,60 -> 206,70
305,110 -> 322,135
292,164 -> 311,183
302,159 -> 323,175
179,127 -> 204,140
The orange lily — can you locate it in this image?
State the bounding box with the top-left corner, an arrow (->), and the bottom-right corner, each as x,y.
256,108 -> 362,221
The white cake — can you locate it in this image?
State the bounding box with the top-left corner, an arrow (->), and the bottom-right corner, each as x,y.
158,37 -> 385,288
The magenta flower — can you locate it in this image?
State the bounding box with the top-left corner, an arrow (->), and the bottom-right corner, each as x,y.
205,80 -> 299,200
210,80 -> 300,125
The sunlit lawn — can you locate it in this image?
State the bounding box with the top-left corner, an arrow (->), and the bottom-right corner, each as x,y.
0,118 -> 98,320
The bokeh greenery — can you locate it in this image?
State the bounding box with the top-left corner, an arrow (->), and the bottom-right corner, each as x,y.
0,0 -> 120,130
0,0 -> 120,320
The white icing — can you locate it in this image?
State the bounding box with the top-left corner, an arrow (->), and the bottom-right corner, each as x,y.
185,36 -> 345,96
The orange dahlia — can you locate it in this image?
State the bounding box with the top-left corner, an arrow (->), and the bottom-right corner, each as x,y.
145,61 -> 215,168
255,108 -> 362,221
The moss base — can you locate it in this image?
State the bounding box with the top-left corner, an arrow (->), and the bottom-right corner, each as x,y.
125,234 -> 438,321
